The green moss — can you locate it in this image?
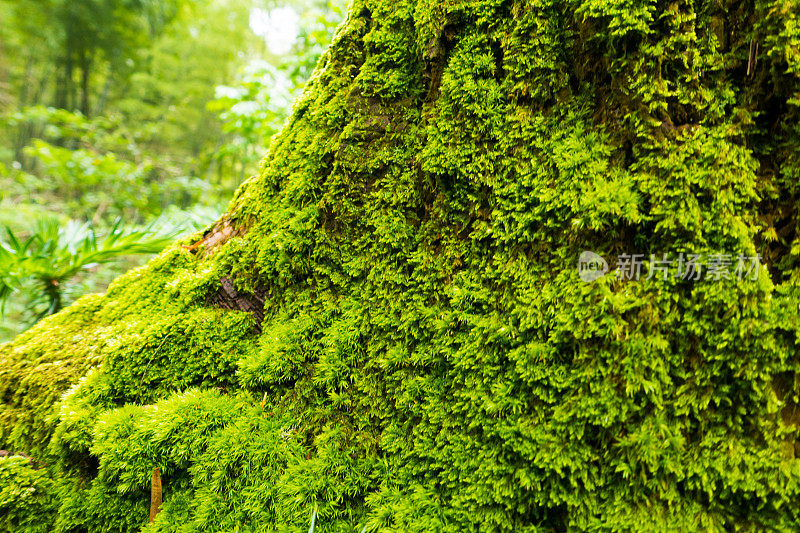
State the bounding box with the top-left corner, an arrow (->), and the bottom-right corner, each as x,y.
2,0 -> 800,530
0,456 -> 57,533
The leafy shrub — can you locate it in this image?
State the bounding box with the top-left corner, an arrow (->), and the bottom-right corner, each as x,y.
0,217 -> 175,322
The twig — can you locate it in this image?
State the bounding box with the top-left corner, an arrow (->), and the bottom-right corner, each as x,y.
149,467 -> 162,523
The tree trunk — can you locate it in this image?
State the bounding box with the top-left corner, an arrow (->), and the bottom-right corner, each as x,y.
79,49 -> 90,117
65,52 -> 74,111
1,0 -> 799,531
94,68 -> 113,116
13,53 -> 34,164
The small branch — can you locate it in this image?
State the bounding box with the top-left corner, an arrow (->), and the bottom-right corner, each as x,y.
149,467 -> 162,523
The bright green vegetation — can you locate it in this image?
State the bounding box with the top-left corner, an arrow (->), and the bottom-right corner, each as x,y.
0,219 -> 176,321
2,0 -> 800,531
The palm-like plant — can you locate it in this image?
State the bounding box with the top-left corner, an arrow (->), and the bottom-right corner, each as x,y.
0,218 -> 175,322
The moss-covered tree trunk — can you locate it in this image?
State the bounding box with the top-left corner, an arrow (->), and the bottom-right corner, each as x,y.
2,0 -> 800,531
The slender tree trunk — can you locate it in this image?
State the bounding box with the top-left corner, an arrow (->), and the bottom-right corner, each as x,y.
0,12 -> 8,109
55,51 -> 72,111
95,67 -> 113,116
149,467 -> 162,522
66,52 -> 75,112
54,65 -> 66,110
80,49 -> 90,116
13,54 -> 35,163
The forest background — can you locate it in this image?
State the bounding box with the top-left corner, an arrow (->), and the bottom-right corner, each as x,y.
0,0 -> 345,342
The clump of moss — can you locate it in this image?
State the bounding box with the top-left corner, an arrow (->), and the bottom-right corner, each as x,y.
2,0 -> 800,531
0,455 -> 57,533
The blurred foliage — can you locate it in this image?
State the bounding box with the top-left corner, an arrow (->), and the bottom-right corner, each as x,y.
0,0 -> 346,341
210,0 -> 346,180
4,107 -> 212,223
0,218 -> 176,322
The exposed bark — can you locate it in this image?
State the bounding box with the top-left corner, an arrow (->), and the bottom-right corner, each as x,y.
209,277 -> 266,330
149,467 -> 162,523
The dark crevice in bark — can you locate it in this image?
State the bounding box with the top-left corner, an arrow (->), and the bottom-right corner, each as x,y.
423,21 -> 459,102
209,277 -> 267,330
